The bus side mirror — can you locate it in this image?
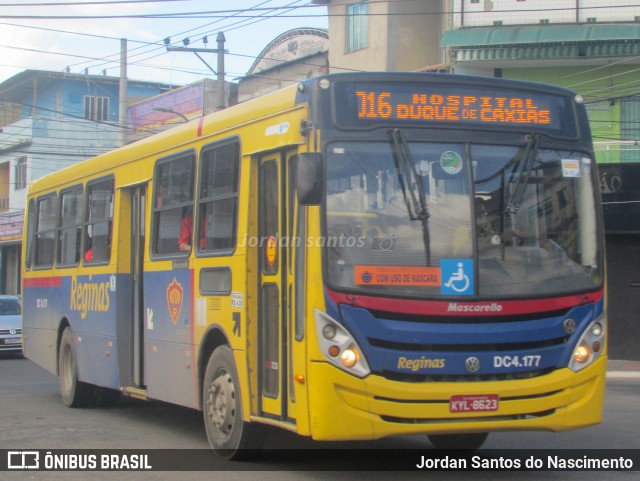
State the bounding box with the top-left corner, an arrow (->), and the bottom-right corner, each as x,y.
297,153 -> 323,205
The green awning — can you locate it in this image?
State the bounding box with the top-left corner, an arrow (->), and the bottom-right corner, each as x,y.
441,24 -> 640,47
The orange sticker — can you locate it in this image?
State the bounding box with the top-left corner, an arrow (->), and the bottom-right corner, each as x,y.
266,235 -> 277,266
355,266 -> 441,286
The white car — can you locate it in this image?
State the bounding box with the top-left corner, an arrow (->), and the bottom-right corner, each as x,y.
0,295 -> 22,354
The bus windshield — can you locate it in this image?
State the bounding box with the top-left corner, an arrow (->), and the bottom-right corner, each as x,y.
325,139 -> 602,298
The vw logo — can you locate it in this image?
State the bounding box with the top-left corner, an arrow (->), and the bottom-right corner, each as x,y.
9,329 -> 17,335
563,318 -> 577,334
465,357 -> 481,373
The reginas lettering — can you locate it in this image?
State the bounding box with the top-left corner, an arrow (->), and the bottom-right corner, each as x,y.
70,276 -> 111,319
397,356 -> 446,371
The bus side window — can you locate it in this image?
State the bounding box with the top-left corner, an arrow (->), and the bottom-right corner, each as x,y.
25,199 -> 36,271
198,139 -> 239,253
34,194 -> 57,268
152,152 -> 195,256
57,186 -> 83,266
84,177 -> 114,264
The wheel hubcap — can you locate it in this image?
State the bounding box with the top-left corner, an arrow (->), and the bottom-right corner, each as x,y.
206,370 -> 236,440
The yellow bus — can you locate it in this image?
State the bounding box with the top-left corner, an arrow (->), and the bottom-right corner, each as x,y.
22,72 -> 606,459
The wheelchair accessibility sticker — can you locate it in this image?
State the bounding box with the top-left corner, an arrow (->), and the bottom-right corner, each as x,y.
441,259 -> 474,296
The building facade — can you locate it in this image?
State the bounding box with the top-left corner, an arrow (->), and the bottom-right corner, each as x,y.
238,28 -> 329,102
314,0 -> 446,72
126,79 -> 235,143
0,70 -> 176,294
441,0 -> 640,164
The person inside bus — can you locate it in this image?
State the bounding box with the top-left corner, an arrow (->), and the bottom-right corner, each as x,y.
84,226 -> 95,262
178,207 -> 194,252
84,238 -> 93,262
156,183 -> 166,208
178,207 -> 207,252
84,225 -> 113,261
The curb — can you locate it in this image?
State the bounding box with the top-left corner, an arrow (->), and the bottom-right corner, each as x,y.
607,371 -> 640,379
606,360 -> 640,379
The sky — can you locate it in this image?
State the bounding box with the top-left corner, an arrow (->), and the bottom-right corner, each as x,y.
0,0 -> 329,86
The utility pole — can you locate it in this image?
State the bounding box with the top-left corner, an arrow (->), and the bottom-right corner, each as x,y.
166,33 -> 227,111
216,33 -> 226,111
119,38 -> 128,146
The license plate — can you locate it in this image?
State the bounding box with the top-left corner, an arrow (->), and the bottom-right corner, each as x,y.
3,338 -> 21,344
450,394 -> 499,413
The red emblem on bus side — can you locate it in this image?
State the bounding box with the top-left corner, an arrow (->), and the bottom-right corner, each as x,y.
167,278 -> 184,325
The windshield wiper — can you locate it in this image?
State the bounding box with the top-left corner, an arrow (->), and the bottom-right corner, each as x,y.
496,134 -> 541,253
504,134 -> 540,215
389,128 -> 431,265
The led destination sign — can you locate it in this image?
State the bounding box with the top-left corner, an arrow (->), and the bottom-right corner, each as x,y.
357,91 -> 551,125
333,81 -> 572,134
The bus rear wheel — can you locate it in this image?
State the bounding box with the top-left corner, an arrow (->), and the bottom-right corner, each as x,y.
203,346 -> 265,460
58,327 -> 94,408
428,432 -> 489,450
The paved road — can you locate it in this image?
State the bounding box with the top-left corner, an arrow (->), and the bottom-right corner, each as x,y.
1,354 -> 639,480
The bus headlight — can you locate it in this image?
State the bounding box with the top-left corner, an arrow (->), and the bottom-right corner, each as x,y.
568,314 -> 606,372
573,345 -> 590,364
340,347 -> 359,368
314,309 -> 370,378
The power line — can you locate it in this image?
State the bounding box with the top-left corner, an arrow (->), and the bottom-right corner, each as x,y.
78,8 -> 277,76
0,4 -> 327,20
0,1 -> 616,85
0,43 -> 214,78
0,4 -> 638,128
1,100 -> 169,139
0,3 -> 328,84
1,1 -> 636,86
0,1 -> 314,80
0,0 -> 196,6
2,2 -> 640,20
78,0 -> 314,76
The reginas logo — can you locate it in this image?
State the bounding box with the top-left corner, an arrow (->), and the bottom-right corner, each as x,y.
397,356 -> 446,371
70,277 -> 111,319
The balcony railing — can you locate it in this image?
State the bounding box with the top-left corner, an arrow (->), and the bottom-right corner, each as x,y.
455,1 -> 640,28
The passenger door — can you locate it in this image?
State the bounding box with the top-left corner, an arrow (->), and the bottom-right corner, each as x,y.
116,183 -> 146,389
256,151 -> 298,423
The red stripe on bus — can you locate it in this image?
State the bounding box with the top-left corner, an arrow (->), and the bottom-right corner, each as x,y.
197,117 -> 205,137
325,288 -> 604,317
23,277 -> 62,288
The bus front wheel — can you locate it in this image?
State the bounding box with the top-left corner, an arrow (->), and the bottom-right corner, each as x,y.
58,327 -> 94,408
203,346 -> 265,460
428,432 -> 489,450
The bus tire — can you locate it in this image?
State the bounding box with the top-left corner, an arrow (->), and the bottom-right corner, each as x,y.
94,387 -> 121,408
58,327 -> 94,408
428,432 -> 489,450
203,346 -> 265,460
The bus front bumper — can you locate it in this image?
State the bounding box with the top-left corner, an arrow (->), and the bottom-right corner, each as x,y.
306,356 -> 606,441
